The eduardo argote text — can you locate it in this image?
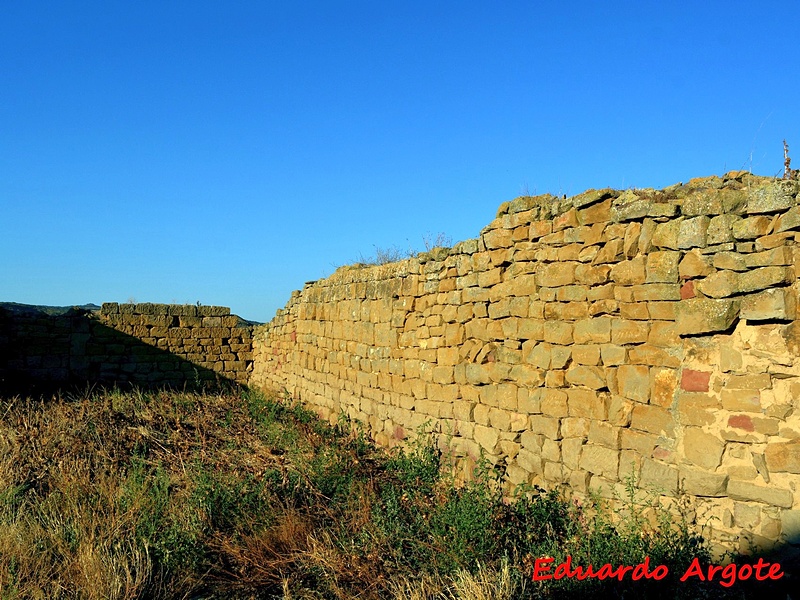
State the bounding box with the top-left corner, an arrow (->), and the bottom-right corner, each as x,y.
532,555 -> 784,587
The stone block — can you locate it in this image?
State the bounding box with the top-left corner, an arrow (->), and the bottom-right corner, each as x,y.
680,467 -> 728,497
631,404 -> 674,436
567,388 -> 608,419
565,365 -> 607,390
611,319 -> 649,344
713,252 -> 747,271
618,364 -> 650,402
746,180 -> 797,214
677,216 -> 710,249
543,321 -> 573,345
707,214 -> 740,244
741,288 -> 796,321
675,298 -> 739,335
775,205 -> 800,233
721,388 -> 760,412
732,216 -> 771,240
738,266 -> 793,293
530,415 -> 560,439
645,251 -> 680,283
640,458 -> 679,495
780,510 -> 800,541
727,480 -> 794,508
683,427 -> 724,470
765,440 -> 800,473
577,198 -> 612,225
579,444 -> 619,479
696,270 -> 739,298
650,368 -> 678,407
610,256 -> 646,285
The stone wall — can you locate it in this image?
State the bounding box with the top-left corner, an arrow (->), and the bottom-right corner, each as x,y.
0,303 -> 253,393
251,172 -> 800,553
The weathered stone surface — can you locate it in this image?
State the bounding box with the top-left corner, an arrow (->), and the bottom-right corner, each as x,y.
565,365 -> 607,390
677,216 -> 710,249
775,206 -> 800,233
765,440 -> 800,473
707,214 -> 740,244
727,480 -> 794,508
683,428 -> 724,470
746,181 -> 798,214
640,458 -> 678,495
618,364 -> 650,402
696,270 -> 739,298
675,298 -> 739,335
579,444 -> 619,479
610,256 -> 646,285
738,266 -> 793,294
741,288 -> 796,321
680,467 -> 728,496
678,250 -> 714,279
732,216 -> 771,240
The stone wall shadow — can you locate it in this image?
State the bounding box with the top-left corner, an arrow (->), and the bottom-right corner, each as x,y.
0,306 -> 242,397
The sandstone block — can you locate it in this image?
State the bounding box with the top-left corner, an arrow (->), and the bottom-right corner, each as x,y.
543,321 -> 573,345
621,428 -> 658,454
611,319 -> 649,344
567,388 -> 609,419
677,216 -> 710,249
565,365 -> 607,390
680,467 -> 728,497
588,420 -> 620,449
618,364 -> 650,402
696,270 -> 739,298
652,218 -> 683,249
732,216 -> 771,240
707,214 -> 740,244
727,480 -> 794,508
726,373 -> 771,389
579,444 -> 619,479
765,440 -> 800,473
738,266 -> 793,294
744,246 -> 793,268
741,288 -> 796,321
474,425 -> 500,453
681,369 -> 711,392
675,298 -> 739,335
683,427 -> 724,470
610,256 -> 646,285
746,181 -> 797,214
536,391 -> 566,421
577,198 -> 612,225
645,251 -> 680,283
530,414 -> 560,439
775,205 -> 800,233
631,404 -> 674,436
538,262 -> 577,287
780,510 -> 800,540
713,252 -> 747,271
650,368 -> 678,407
640,458 -> 679,495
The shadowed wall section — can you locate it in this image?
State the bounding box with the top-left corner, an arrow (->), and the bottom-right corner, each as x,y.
0,303 -> 253,394
251,172 -> 800,554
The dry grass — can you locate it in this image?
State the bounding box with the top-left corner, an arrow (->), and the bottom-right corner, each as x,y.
0,387 -> 776,600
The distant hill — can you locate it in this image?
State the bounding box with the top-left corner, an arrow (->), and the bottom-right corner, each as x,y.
0,302 -> 101,316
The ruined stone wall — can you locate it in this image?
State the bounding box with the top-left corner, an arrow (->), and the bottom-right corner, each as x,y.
251,172 -> 800,552
0,303 -> 253,393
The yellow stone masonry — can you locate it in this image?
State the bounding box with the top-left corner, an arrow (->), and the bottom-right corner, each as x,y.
251,173 -> 800,555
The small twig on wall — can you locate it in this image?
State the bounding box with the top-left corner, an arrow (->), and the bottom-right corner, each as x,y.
784,140 -> 792,179
785,140 -> 800,180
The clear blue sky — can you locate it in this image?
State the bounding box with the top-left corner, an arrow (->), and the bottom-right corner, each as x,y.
2,1 -> 797,322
